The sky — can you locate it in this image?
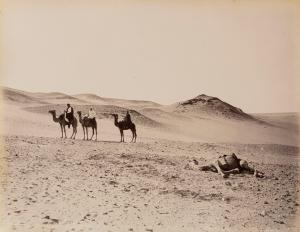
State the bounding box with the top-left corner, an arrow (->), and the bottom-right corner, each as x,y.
2,0 -> 300,113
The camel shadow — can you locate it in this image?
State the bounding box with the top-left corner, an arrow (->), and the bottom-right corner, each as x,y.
101,140 -> 125,144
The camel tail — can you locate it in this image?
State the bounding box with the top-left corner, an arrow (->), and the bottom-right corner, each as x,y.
133,123 -> 137,139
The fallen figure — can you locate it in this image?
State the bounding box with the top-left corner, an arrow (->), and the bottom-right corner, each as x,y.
199,153 -> 264,178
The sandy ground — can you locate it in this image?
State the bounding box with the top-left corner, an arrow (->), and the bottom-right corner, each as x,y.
1,135 -> 299,232
0,90 -> 300,231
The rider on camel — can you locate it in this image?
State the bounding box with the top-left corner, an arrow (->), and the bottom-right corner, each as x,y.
65,103 -> 74,128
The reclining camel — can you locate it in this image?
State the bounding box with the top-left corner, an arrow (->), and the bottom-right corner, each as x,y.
199,153 -> 264,178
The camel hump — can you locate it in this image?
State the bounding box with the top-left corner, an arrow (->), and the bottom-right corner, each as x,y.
59,114 -> 65,120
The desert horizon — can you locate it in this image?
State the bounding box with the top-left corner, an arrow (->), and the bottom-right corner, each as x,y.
0,85 -> 299,231
3,85 -> 299,115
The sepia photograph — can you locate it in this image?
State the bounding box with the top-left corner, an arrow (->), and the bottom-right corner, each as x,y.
1,0 -> 300,231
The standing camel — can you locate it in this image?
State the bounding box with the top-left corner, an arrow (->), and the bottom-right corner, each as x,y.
111,114 -> 137,142
77,111 -> 97,141
48,110 -> 77,139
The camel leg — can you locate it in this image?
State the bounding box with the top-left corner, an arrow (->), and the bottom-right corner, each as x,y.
60,124 -> 63,138
199,165 -> 218,172
63,125 -> 67,139
71,124 -> 76,139
119,129 -> 123,142
134,130 -> 137,143
130,129 -> 134,142
90,128 -> 94,140
214,161 -> 241,178
214,161 -> 230,178
82,126 -> 85,140
71,126 -> 75,139
239,160 -> 264,177
95,127 -> 97,141
70,126 -> 74,139
214,163 -> 229,178
73,127 -> 77,140
86,127 -> 89,140
72,126 -> 76,139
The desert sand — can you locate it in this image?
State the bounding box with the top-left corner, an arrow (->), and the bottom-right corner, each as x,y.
0,87 -> 299,231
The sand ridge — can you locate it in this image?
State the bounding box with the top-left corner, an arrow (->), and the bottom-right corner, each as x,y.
0,87 -> 299,231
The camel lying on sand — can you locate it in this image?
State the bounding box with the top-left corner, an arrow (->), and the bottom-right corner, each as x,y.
198,153 -> 264,178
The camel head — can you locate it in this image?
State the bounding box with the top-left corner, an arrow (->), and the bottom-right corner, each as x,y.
77,111 -> 82,116
110,113 -> 118,118
48,110 -> 56,115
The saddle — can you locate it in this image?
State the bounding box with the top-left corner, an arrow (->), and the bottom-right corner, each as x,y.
217,153 -> 240,171
124,115 -> 132,124
65,113 -> 74,128
83,116 -> 96,123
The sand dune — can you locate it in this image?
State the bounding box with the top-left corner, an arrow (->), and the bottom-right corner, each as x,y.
72,94 -> 107,105
3,88 -> 47,106
2,87 -> 299,145
73,93 -> 162,110
253,112 -> 300,133
0,87 -> 299,231
32,92 -> 89,105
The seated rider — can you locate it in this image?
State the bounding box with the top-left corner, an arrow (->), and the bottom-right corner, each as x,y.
124,110 -> 132,123
65,103 -> 74,128
88,107 -> 96,122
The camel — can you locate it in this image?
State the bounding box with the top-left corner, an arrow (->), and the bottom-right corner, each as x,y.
199,153 -> 264,178
48,110 -> 77,139
111,114 -> 137,142
77,111 -> 97,141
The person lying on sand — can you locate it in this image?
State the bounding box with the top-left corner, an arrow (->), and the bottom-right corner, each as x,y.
199,153 -> 264,178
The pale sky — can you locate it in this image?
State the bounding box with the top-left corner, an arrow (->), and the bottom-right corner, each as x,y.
2,0 -> 300,113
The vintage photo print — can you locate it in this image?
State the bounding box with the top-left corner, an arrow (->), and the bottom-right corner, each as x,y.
1,0 -> 300,231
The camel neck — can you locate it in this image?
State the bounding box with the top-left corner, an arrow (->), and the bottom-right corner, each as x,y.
51,113 -> 59,122
78,114 -> 83,123
114,116 -> 119,126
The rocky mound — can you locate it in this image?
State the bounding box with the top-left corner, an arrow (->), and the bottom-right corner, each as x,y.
175,94 -> 254,120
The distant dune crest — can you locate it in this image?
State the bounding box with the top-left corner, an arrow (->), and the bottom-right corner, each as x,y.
3,87 -> 256,122
1,86 -> 299,145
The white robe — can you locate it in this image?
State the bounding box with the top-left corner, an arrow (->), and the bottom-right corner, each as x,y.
88,110 -> 96,119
